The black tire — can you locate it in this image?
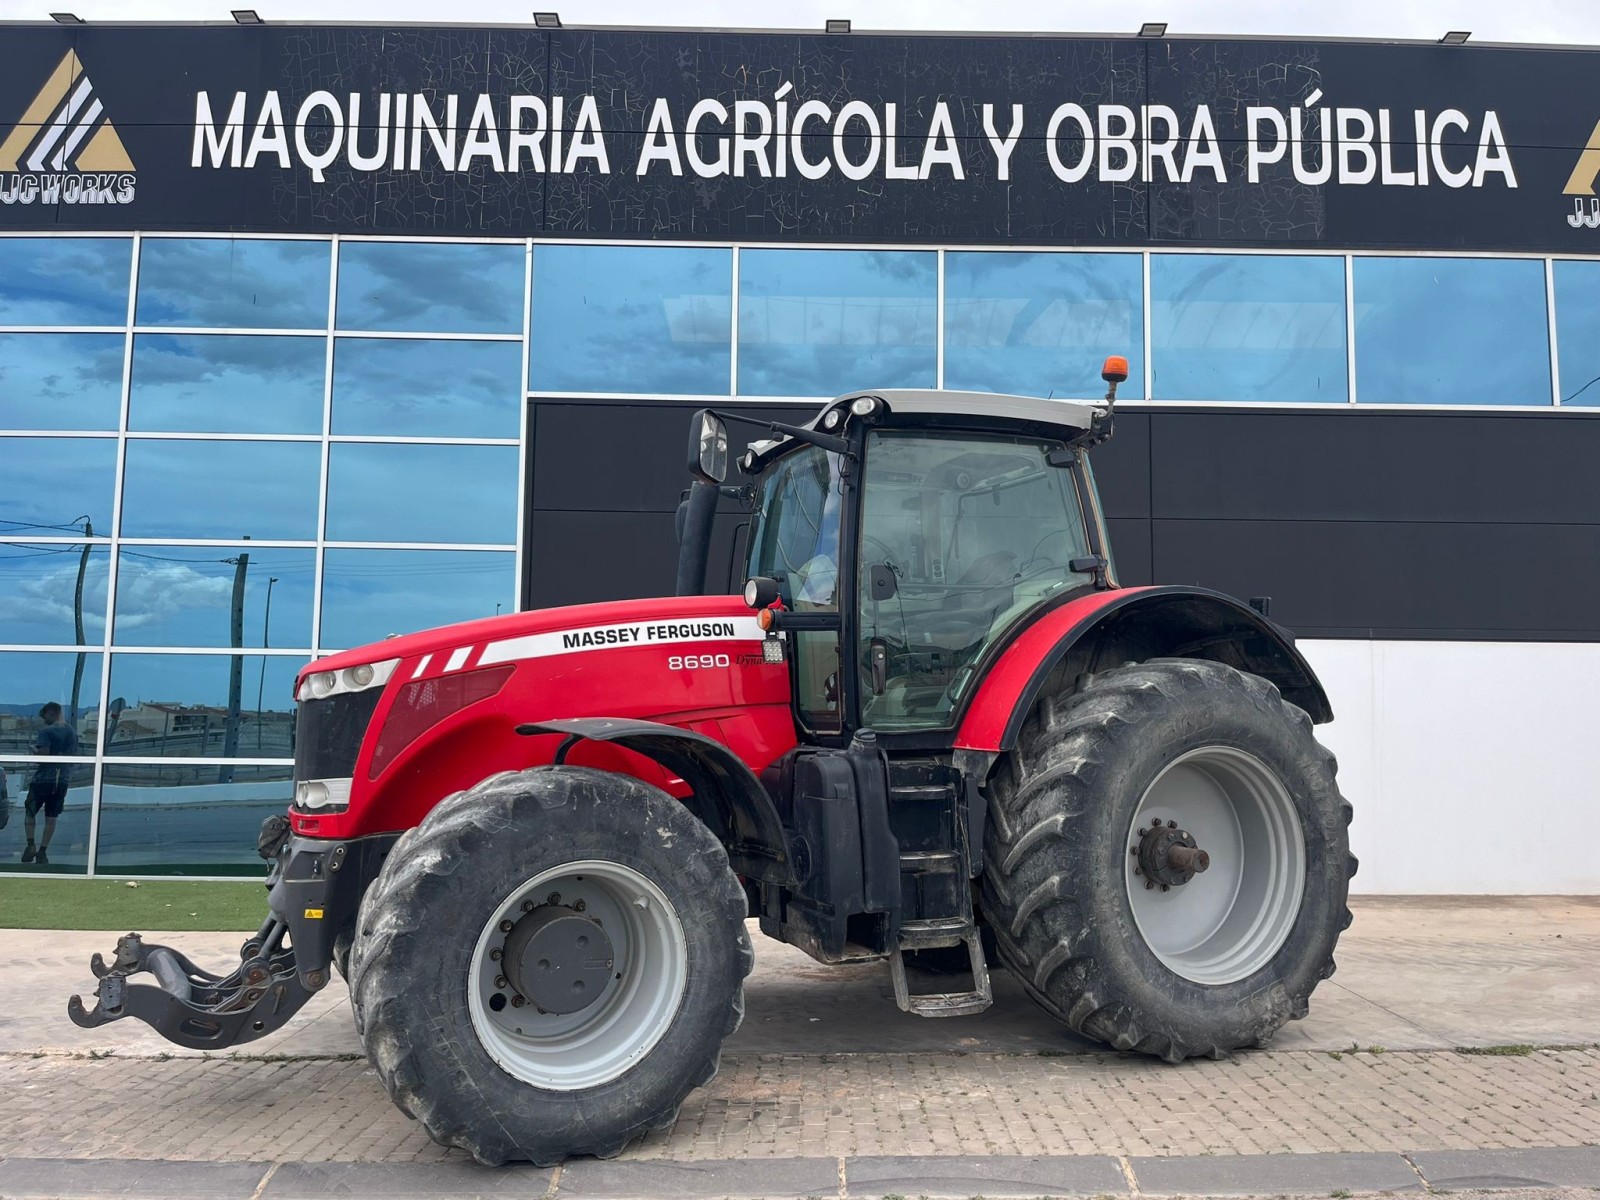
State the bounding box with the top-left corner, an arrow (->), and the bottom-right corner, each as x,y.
348,765 -> 753,1165
981,659 -> 1354,1062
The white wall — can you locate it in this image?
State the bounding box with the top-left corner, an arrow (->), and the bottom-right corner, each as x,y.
1298,640 -> 1600,895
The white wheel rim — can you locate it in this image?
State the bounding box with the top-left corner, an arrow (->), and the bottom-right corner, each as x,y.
467,860 -> 688,1091
1125,747 -> 1306,985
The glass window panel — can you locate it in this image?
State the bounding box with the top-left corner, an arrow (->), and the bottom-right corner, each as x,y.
332,338 -> 520,438
1151,254 -> 1348,403
1555,261 -> 1600,406
0,437 -> 117,539
96,763 -> 291,876
0,543 -> 108,646
1354,257 -> 1550,406
0,650 -> 102,754
944,252 -> 1145,399
114,546 -> 314,650
336,242 -> 524,334
738,249 -> 937,396
120,439 -> 321,541
135,238 -> 330,329
0,333 -> 124,430
0,237 -> 131,326
129,334 -> 325,434
325,443 -> 518,544
0,759 -> 93,874
320,549 -> 514,649
530,245 -> 731,395
103,653 -> 299,759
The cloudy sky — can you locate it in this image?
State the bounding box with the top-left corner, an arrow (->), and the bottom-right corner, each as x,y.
0,0 -> 1596,46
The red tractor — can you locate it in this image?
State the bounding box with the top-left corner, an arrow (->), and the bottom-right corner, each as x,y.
70,360 -> 1353,1166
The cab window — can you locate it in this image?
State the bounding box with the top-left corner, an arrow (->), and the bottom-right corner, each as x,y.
857,430 -> 1093,730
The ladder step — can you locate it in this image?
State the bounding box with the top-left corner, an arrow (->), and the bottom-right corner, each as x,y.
888,931 -> 993,1018
889,784 -> 954,803
898,850 -> 961,872
898,916 -> 972,949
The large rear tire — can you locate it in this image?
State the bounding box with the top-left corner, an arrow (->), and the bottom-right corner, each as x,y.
981,659 -> 1354,1061
348,766 -> 753,1165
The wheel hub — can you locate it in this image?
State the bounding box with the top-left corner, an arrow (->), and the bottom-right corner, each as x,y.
1134,820 -> 1211,891
504,906 -> 615,1015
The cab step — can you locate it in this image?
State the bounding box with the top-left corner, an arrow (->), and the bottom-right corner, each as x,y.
888,927 -> 993,1018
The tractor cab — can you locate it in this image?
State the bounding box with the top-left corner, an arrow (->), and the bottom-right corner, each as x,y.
681,388 -> 1118,744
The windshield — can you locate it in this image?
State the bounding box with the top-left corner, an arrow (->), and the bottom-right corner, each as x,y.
747,445 -> 844,610
747,444 -> 846,731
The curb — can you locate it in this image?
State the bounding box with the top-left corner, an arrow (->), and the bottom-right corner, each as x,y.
0,1146 -> 1596,1198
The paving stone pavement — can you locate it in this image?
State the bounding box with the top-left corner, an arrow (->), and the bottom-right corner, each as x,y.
2,1046 -> 1598,1163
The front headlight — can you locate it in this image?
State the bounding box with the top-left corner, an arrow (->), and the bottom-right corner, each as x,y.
297,657 -> 400,702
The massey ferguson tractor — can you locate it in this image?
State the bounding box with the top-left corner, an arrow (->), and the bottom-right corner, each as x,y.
69,359 -> 1354,1166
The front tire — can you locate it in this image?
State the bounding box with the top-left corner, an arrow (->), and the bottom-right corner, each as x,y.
982,659 -> 1354,1061
348,766 -> 753,1164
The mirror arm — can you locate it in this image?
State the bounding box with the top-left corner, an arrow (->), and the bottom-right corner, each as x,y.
708,408 -> 854,458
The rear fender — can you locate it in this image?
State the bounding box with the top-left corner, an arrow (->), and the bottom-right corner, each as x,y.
956,586 -> 1332,752
516,717 -> 795,886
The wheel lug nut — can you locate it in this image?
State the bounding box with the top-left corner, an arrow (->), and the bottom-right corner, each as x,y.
1145,880 -> 1155,890
1161,883 -> 1170,892
498,920 -> 513,933
495,975 -> 507,989
522,900 -> 535,913
1134,867 -> 1142,876
573,899 -> 586,912
512,995 -> 525,1007
547,892 -> 561,906
490,948 -> 502,961
1168,819 -> 1177,828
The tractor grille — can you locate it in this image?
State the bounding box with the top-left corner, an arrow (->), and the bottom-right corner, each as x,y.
294,689 -> 384,781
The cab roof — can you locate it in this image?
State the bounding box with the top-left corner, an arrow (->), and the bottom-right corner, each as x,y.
815,389 -> 1098,432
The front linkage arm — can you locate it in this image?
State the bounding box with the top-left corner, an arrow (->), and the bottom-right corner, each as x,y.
67,918 -> 315,1050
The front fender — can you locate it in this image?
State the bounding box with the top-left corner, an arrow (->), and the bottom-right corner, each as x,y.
516,717 -> 795,886
955,586 -> 1332,752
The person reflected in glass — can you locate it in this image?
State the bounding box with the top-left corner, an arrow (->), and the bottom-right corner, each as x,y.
22,702 -> 77,866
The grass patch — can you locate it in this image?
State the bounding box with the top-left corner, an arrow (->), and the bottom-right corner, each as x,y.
1456,1043 -> 1536,1057
0,877 -> 266,931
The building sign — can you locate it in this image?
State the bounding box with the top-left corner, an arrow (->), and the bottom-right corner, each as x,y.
1,24 -> 1597,250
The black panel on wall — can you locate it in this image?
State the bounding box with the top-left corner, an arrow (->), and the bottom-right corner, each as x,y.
524,400 -> 1600,640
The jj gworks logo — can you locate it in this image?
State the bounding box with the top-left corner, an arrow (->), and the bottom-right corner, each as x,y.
0,50 -> 136,205
1566,117 -> 1600,228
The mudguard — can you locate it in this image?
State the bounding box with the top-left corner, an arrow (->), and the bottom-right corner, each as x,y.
516,717 -> 795,886
955,585 -> 1333,752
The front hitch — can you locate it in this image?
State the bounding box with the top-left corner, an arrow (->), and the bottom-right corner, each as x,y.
67,918 -> 316,1050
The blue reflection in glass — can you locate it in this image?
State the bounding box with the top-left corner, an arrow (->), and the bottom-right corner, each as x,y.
333,339 -> 520,438
0,544 -> 108,646
129,334 -> 325,434
95,763 -> 291,875
120,440 -> 321,540
0,437 -> 117,538
0,333 -> 124,430
326,443 -> 518,545
320,549 -> 514,649
103,654 -> 299,759
0,238 -> 131,326
1355,257 -> 1550,406
337,242 -> 524,334
113,545 -> 315,650
738,250 -> 937,396
0,758 -> 92,874
945,253 -> 1144,399
1556,261 -> 1600,407
530,246 -> 731,395
0,650 -> 102,754
135,239 -> 330,329
1152,255 -> 1348,403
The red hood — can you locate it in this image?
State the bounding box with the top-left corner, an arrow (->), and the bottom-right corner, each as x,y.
300,594 -> 752,685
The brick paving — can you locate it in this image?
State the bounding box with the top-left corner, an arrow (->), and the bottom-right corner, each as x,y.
3,1046 -> 1597,1164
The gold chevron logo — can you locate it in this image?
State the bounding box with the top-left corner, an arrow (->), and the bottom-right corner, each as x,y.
0,49 -> 134,173
1565,117 -> 1600,197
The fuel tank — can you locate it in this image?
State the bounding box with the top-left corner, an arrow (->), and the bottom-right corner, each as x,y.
290,595 -> 797,839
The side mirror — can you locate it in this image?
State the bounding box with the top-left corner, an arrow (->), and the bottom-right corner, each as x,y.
688,409 -> 729,484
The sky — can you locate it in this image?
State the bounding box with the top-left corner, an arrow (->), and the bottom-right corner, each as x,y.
0,0 -> 1597,47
